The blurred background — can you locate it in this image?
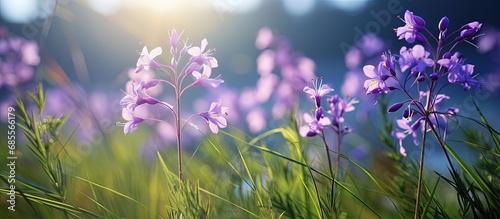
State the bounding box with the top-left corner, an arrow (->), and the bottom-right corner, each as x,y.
1,0 -> 500,163
2,0 -> 499,87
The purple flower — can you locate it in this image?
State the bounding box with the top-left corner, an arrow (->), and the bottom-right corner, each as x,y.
398,45 -> 433,74
257,49 -> 276,75
299,111 -> 331,137
395,10 -> 425,43
381,53 -> 396,76
391,117 -> 422,156
188,38 -> 218,68
363,63 -> 390,95
437,53 -> 482,90
122,108 -> 145,135
135,46 -> 162,73
357,33 -> 385,57
169,29 -> 181,55
255,27 -> 274,50
303,77 -> 334,108
327,95 -> 358,126
192,65 -> 224,88
199,99 -> 229,134
460,21 -> 482,39
120,80 -> 164,111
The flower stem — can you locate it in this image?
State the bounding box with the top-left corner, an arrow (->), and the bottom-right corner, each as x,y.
414,116 -> 429,219
320,130 -> 335,213
176,84 -> 183,181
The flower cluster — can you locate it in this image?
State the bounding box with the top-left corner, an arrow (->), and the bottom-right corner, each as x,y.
364,10 -> 484,156
0,26 -> 40,121
119,30 -> 228,135
0,26 -> 40,91
300,78 -> 357,137
239,27 -> 317,133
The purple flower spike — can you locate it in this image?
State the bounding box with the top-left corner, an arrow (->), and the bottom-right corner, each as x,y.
363,63 -> 390,95
199,99 -> 229,134
299,112 -> 331,137
396,10 -> 425,43
122,109 -> 145,135
135,46 -> 162,73
192,65 -> 224,88
303,77 -> 334,108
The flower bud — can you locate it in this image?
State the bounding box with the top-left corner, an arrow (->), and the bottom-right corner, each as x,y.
415,34 -> 425,43
438,16 -> 449,31
413,15 -> 426,26
460,28 -> 477,39
403,109 -> 410,118
380,74 -> 390,81
315,107 -> 324,121
442,52 -> 451,59
144,97 -> 159,105
430,72 -> 439,81
417,75 -> 425,82
140,79 -> 159,89
387,102 -> 404,113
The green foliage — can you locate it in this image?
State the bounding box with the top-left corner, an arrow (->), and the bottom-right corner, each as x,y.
1,85 -> 499,219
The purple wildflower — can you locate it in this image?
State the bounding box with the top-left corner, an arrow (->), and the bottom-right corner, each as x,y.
135,46 -> 162,73
398,45 -> 433,74
299,110 -> 331,137
120,80 -> 164,111
303,77 -> 334,108
192,65 -> 224,88
460,21 -> 482,39
188,38 -> 218,68
437,52 -> 482,90
122,108 -> 145,135
395,10 -> 426,43
363,62 -> 390,95
327,95 -> 358,126
199,99 -> 229,134
391,117 -> 422,156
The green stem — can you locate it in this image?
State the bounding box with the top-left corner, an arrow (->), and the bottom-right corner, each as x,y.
320,130 -> 335,213
415,116 -> 430,219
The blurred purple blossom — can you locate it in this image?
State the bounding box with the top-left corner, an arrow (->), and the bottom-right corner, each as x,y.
0,26 -> 40,107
